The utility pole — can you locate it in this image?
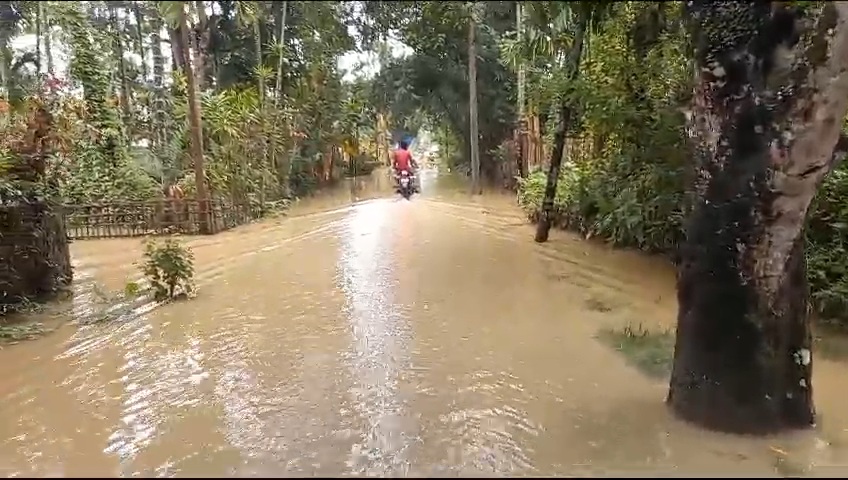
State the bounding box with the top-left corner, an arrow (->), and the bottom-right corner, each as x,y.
468,2 -> 481,195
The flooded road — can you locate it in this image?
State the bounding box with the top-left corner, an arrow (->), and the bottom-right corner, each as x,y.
3,168 -> 848,476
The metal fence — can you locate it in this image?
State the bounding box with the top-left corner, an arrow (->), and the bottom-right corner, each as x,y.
61,198 -> 263,240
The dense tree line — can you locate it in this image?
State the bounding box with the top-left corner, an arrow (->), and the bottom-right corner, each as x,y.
0,0 -> 384,209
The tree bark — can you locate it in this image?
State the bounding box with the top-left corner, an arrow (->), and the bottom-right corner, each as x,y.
274,0 -> 288,108
178,2 -> 210,234
43,9 -> 53,76
516,0 -> 527,179
254,16 -> 264,106
109,4 -> 132,128
149,9 -> 169,175
133,1 -> 148,81
668,1 -> 848,434
194,0 -> 209,91
169,26 -> 186,73
534,19 -> 587,243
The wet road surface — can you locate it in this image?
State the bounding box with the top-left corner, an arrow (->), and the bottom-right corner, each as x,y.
3,169 -> 848,477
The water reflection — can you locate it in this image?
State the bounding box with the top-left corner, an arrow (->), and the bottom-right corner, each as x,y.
339,199 -> 416,476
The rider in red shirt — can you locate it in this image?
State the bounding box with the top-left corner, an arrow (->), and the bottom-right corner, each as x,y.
392,140 -> 418,190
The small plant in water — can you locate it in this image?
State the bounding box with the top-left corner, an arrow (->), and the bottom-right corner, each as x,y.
140,238 -> 196,301
598,323 -> 676,379
124,281 -> 141,298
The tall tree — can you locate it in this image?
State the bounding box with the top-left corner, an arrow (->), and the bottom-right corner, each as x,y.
108,2 -> 132,125
274,0 -> 288,108
132,1 -> 149,81
0,1 -> 22,97
515,0 -> 527,179
533,3 -> 596,243
668,1 -> 848,434
468,2 -> 480,195
176,1 -> 210,233
42,2 -> 53,75
34,1 -> 41,75
194,0 -> 209,90
148,1 -> 171,178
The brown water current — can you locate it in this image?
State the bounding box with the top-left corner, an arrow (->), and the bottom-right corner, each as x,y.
4,168 -> 848,477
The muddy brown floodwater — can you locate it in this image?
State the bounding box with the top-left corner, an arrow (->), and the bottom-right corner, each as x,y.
3,168 -> 848,477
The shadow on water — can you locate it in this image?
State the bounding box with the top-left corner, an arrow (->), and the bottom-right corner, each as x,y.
3,168 -> 848,476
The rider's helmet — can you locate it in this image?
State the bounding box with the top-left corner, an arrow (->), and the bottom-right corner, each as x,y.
399,140 -> 409,150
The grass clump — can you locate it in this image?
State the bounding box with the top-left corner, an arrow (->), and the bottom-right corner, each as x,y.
598,323 -> 675,378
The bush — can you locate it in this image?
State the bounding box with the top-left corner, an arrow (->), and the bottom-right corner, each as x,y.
517,157 -> 685,254
807,166 -> 848,324
140,238 -> 195,301
288,153 -> 319,198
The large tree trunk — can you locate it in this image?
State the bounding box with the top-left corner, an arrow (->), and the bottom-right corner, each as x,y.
1,105 -> 71,313
668,1 -> 848,434
534,20 -> 586,243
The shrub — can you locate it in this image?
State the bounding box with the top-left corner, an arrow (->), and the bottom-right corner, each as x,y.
140,238 -> 195,301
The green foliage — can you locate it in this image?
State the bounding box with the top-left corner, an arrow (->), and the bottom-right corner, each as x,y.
516,1 -> 848,326
54,139 -> 158,204
517,2 -> 689,251
140,238 -> 195,301
807,167 -> 848,324
124,280 -> 141,298
287,149 -> 319,198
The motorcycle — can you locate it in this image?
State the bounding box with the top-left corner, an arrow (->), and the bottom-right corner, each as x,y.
397,170 -> 414,200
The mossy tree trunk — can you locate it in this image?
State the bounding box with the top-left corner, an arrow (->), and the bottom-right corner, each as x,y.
0,105 -> 72,313
668,1 -> 848,434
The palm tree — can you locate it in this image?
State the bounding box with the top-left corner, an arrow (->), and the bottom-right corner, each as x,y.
161,0 -> 210,232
